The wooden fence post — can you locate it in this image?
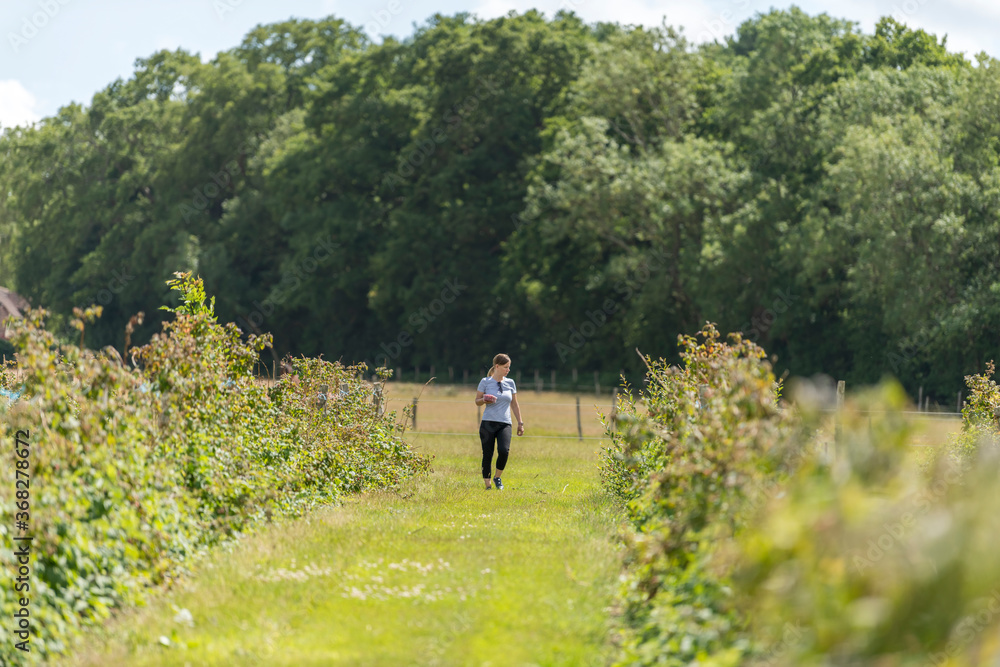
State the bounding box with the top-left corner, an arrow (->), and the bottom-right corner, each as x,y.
373,385 -> 384,416
430,365 -> 435,380
412,397 -> 418,430
317,384 -> 328,413
917,386 -> 923,412
957,390 -> 962,414
610,387 -> 618,431
834,380 -> 845,453
576,396 -> 582,441
572,368 -> 578,384
395,367 -> 401,382
449,366 -> 454,382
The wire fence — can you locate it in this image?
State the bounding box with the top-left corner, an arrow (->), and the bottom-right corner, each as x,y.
381,395 -> 965,443
381,367 -> 639,396
1,357 -> 968,444
379,392 -> 620,440
402,431 -> 608,441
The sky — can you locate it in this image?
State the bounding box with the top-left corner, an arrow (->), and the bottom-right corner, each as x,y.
1,0 -> 998,129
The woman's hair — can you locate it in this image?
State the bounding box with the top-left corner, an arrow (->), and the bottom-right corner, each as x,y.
488,353 -> 511,378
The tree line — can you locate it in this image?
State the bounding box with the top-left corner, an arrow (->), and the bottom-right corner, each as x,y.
0,7 -> 996,402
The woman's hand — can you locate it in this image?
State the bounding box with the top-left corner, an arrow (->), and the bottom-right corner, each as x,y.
484,394 -> 497,404
517,422 -> 524,436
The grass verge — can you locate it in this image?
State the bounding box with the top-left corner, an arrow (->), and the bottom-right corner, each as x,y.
61,433 -> 624,666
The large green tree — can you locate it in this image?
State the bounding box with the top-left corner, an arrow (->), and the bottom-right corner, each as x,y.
3,7 -> 998,402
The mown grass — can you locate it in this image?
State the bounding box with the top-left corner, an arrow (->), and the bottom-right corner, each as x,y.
61,433 -> 624,666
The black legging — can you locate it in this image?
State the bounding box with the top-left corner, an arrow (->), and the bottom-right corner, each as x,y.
480,420 -> 511,479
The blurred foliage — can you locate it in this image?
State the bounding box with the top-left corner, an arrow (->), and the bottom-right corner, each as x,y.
0,10 -> 995,401
734,383 -> 1000,665
603,327 -> 1000,665
0,274 -> 428,663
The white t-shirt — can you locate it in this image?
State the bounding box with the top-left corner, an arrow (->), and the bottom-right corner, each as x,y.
478,376 -> 516,424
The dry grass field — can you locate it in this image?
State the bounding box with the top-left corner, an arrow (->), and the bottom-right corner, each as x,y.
903,413 -> 963,447
377,380 -> 964,448
379,381 -> 619,438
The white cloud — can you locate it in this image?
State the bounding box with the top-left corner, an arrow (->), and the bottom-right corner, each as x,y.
948,0 -> 1000,20
0,80 -> 40,130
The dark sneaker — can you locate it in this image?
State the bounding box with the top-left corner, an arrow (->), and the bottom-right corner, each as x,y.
493,477 -> 503,490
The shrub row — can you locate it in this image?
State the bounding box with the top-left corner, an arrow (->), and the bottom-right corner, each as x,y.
0,274 -> 429,663
602,324 -> 1000,665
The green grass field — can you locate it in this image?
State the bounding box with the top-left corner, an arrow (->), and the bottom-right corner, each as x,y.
61,431 -> 624,666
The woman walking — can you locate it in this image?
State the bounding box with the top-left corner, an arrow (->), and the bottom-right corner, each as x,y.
475,353 -> 524,490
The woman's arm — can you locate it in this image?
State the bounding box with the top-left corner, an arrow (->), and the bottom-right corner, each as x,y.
511,394 -> 524,435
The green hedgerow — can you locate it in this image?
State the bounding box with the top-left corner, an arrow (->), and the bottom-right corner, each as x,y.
0,273 -> 428,664
601,324 -> 799,666
947,360 -> 1000,466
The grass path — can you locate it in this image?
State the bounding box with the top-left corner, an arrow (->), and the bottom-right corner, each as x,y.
62,433 -> 624,666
